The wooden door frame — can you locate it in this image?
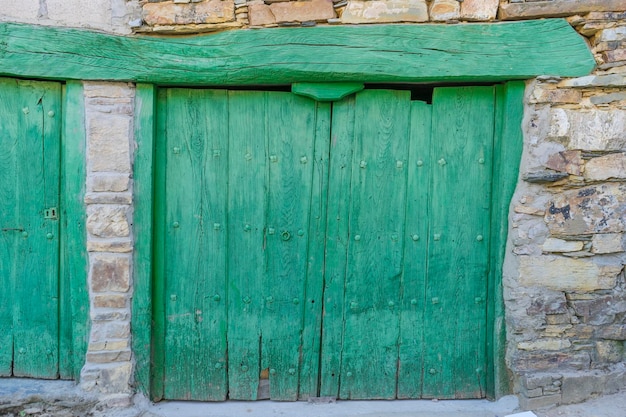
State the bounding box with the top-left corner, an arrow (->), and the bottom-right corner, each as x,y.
135,81 -> 524,400
0,78 -> 89,380
0,18 -> 594,397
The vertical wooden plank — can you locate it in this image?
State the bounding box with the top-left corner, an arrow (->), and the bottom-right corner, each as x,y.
13,79 -> 62,378
422,86 -> 494,399
0,78 -> 20,376
488,81 -> 524,399
60,81 -> 89,380
319,96 -> 355,398
227,91 -> 267,400
264,93 -> 319,400
132,83 -> 156,394
163,88 -> 228,401
299,100 -> 331,399
339,90 -> 411,400
152,88 -> 168,400
397,100 -> 432,399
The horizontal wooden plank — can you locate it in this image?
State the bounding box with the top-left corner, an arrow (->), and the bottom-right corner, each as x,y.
499,0 -> 626,20
0,19 -> 593,86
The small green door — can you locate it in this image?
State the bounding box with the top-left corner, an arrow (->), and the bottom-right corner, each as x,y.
155,86 -> 496,401
0,78 -> 62,378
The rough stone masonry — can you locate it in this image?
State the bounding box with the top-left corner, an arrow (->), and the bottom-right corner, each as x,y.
0,0 -> 625,411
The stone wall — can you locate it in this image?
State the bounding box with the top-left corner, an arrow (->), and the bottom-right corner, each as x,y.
1,0 -> 626,411
79,83 -> 136,407
503,12 -> 626,408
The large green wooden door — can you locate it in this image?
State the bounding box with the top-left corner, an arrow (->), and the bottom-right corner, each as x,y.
155,85 -> 496,401
0,78 -> 62,378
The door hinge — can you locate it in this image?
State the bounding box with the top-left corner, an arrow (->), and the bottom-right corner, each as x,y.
44,207 -> 58,220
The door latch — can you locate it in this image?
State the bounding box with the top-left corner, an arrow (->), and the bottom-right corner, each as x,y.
44,207 -> 58,220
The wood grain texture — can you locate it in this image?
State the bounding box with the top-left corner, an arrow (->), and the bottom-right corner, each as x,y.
163,89 -> 229,401
60,81 -> 89,380
226,91 -> 267,401
488,81 -> 525,398
397,101 -> 432,399
0,78 -> 62,379
0,19 -> 594,85
319,96 -> 355,398
421,87 -> 494,399
132,83 -> 156,394
339,90 -> 411,400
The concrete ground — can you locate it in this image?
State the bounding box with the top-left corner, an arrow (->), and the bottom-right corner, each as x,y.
0,379 -> 625,417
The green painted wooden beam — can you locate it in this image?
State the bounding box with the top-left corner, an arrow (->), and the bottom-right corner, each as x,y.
0,19 -> 593,86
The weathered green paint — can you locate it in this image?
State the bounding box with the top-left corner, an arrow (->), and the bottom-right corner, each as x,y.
0,20 -> 593,86
338,90 -> 412,399
156,90 -> 326,400
132,83 -> 157,394
0,78 -> 61,378
292,83 -> 365,102
149,85 -> 517,400
60,81 -> 89,380
488,81 -> 525,398
397,100 -> 431,399
421,87 -> 494,399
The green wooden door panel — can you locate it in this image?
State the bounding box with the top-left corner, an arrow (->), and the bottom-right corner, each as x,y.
0,78 -> 61,379
338,90 -> 412,400
421,86 -> 494,399
397,101 -> 432,399
162,88 -> 229,401
319,96 -> 356,398
226,91 -> 267,401
155,84 -> 503,401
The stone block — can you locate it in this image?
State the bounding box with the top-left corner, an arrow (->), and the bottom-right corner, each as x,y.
519,256 -> 621,292
83,82 -> 134,99
591,233 -> 624,254
341,0 -> 427,23
523,373 -> 557,391
89,340 -> 129,352
0,1 -> 41,21
542,238 -> 584,253
86,350 -> 132,363
88,239 -> 133,253
94,294 -> 128,308
518,393 -> 561,410
513,351 -> 591,372
584,153 -> 626,181
602,49 -> 626,64
530,88 -> 582,105
459,0 -> 497,21
590,92 -> 626,105
81,363 -> 132,394
566,110 -> 626,151
91,310 -> 131,322
90,322 -> 131,341
270,0 -> 335,23
518,339 -> 572,351
597,325 -> 626,340
429,0 -> 459,21
595,340 -> 624,363
570,295 -> 626,326
248,3 -> 275,25
527,294 -> 568,315
84,192 -> 133,205
597,27 -> 626,42
558,74 -> 626,89
143,0 -> 235,25
87,206 -> 130,238
545,184 -> 626,236
46,0 -> 114,30
561,373 -> 606,404
88,115 -> 132,173
90,254 -> 131,293
87,174 -> 130,193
